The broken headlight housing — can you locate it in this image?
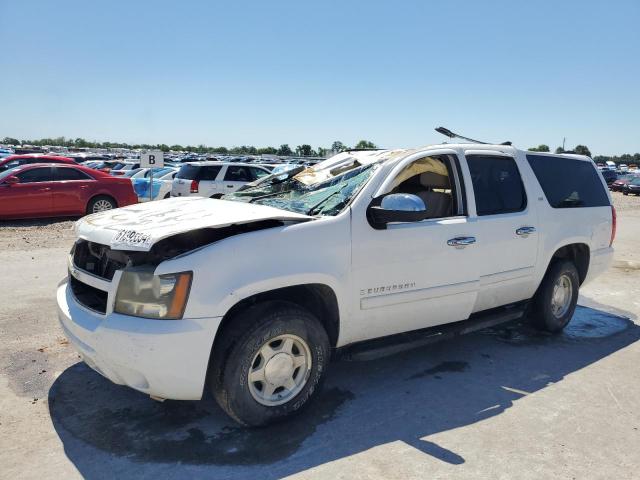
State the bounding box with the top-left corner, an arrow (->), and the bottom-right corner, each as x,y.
114,269 -> 192,320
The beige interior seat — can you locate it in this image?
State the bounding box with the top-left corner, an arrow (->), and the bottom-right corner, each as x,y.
415,172 -> 452,218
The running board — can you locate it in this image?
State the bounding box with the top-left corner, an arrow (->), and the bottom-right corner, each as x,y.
337,302 -> 528,361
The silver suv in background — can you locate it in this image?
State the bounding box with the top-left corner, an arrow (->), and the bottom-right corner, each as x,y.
171,162 -> 271,198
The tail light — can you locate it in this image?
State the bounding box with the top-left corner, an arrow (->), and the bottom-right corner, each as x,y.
610,205 -> 617,247
190,180 -> 199,193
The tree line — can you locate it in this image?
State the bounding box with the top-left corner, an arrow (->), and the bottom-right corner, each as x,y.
1,136 -> 377,157
5,135 -> 637,165
527,144 -> 640,165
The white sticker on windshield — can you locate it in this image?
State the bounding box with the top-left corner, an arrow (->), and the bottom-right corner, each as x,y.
111,229 -> 153,249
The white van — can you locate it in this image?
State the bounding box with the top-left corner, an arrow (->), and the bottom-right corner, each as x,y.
171,162 -> 270,198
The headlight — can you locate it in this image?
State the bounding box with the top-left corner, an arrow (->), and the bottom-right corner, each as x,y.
114,270 -> 192,319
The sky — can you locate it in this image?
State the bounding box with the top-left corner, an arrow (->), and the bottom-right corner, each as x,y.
1,0 -> 639,155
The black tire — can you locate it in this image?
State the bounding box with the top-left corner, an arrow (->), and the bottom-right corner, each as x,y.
210,194 -> 223,199
163,192 -> 170,199
86,195 -> 117,214
623,191 -> 628,196
210,301 -> 330,426
529,260 -> 579,333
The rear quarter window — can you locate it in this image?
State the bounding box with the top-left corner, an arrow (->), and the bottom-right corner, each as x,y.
526,154 -> 610,208
176,164 -> 200,180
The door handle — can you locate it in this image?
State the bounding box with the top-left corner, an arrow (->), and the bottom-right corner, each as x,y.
516,226 -> 536,237
39,187 -> 51,192
226,185 -> 234,188
447,236 -> 476,247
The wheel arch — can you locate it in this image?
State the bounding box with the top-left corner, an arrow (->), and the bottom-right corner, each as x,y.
546,242 -> 590,285
213,283 -> 341,350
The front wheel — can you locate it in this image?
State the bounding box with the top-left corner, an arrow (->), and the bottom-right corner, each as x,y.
210,301 -> 330,426
529,260 -> 579,333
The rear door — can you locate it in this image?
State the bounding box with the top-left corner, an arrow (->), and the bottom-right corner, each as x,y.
50,167 -> 94,215
463,150 -> 539,312
221,165 -> 260,193
6,167 -> 55,217
197,165 -> 224,197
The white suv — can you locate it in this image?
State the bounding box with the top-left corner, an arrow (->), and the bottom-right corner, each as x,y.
58,142 -> 614,426
171,161 -> 270,198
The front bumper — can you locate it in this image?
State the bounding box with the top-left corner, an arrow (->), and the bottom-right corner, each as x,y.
57,279 -> 222,400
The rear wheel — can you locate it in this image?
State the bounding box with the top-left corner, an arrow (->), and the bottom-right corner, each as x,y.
86,195 -> 117,214
529,260 -> 579,333
210,301 -> 330,426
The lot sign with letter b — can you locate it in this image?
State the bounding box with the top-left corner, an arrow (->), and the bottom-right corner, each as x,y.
141,151 -> 164,168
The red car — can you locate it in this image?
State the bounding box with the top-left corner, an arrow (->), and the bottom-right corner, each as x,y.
0,154 -> 77,172
610,174 -> 635,192
0,163 -> 138,219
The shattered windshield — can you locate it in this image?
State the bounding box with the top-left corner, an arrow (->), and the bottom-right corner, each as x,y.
224,162 -> 378,216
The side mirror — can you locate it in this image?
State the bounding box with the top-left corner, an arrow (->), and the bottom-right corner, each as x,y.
367,193 -> 429,230
3,176 -> 20,186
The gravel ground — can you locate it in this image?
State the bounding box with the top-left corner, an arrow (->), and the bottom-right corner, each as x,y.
610,190 -> 640,214
0,218 -> 75,250
1,198 -> 639,479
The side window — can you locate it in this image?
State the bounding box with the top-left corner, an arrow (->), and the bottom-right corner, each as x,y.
225,166 -> 252,182
16,167 -> 55,183
386,155 -> 460,219
467,155 -> 526,216
251,167 -> 269,179
526,154 -> 610,208
55,168 -> 92,181
199,165 -> 222,181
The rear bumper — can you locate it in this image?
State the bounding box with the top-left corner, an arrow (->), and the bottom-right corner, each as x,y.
583,246 -> 614,285
57,280 -> 222,400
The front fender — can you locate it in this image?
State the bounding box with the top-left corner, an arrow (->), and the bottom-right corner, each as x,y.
154,214 -> 352,321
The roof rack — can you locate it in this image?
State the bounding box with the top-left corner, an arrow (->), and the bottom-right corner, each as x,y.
435,127 -> 511,146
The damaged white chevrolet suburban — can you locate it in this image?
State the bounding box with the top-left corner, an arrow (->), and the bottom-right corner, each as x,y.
57,141 -> 615,426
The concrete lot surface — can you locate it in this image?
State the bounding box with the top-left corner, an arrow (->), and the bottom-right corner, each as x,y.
1,193 -> 639,479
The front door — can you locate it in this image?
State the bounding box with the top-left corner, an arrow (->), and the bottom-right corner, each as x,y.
346,152 -> 480,345
7,167 -> 55,217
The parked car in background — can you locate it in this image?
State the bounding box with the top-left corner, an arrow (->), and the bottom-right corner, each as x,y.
94,160 -> 130,174
132,168 -> 178,202
600,169 -> 617,185
0,154 -> 76,172
234,163 -> 302,192
171,162 -> 271,198
110,161 -> 141,176
622,177 -> 640,196
610,174 -> 635,192
120,168 -> 145,178
619,164 -> 629,173
0,163 -> 137,219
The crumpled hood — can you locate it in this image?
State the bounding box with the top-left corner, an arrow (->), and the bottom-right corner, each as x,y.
75,197 -> 312,251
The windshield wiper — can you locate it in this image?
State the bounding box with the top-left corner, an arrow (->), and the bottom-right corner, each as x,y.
306,190 -> 343,215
